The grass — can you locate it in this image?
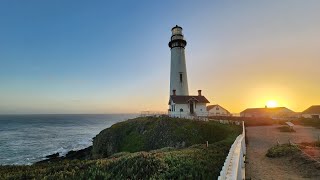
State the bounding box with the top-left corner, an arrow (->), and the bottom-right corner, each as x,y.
266,144 -> 300,158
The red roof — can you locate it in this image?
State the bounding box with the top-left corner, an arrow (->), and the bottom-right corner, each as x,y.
206,104 -> 230,113
169,95 -> 210,104
302,105 -> 320,114
241,107 -> 294,114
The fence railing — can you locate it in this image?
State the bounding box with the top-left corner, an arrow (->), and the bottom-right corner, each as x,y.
140,111 -> 168,117
218,121 -> 246,180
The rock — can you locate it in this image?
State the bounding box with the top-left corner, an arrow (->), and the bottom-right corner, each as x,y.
65,146 -> 92,160
45,152 -> 59,158
36,153 -> 61,164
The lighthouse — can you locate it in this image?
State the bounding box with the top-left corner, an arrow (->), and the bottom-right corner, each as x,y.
168,25 -> 210,118
169,25 -> 189,96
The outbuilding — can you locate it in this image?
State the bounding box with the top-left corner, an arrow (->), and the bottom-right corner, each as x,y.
207,104 -> 231,116
301,105 -> 320,119
240,107 -> 296,119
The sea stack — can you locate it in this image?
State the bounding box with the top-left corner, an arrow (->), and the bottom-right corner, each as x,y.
169,25 -> 189,96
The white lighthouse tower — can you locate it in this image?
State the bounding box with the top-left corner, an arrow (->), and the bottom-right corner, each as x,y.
168,26 -> 210,118
169,25 -> 189,96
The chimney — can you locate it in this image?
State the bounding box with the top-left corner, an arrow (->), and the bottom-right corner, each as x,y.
198,90 -> 202,96
172,89 -> 176,96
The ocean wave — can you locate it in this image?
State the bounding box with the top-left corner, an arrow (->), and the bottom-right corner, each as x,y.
0,114 -> 136,165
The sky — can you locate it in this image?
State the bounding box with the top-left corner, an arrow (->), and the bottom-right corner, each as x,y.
0,0 -> 319,114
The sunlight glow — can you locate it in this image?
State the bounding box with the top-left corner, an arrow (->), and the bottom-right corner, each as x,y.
266,100 -> 278,108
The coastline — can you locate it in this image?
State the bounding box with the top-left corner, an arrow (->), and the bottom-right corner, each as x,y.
0,114 -> 138,165
1,117 -> 241,179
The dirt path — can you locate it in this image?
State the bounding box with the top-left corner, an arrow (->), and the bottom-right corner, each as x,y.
246,125 -> 320,180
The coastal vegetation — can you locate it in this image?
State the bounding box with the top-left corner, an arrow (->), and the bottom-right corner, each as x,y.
0,116 -> 241,179
209,116 -> 320,128
292,118 -> 320,128
277,126 -> 296,132
208,116 -> 276,126
92,116 -> 239,158
266,144 -> 300,158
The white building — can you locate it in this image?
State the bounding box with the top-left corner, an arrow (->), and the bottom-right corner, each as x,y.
207,104 -> 231,116
301,105 -> 320,119
167,25 -> 210,118
169,90 -> 210,118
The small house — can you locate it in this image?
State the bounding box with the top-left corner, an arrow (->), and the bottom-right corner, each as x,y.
207,104 -> 231,116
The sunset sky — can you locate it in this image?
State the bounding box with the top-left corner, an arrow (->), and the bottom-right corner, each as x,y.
0,0 -> 319,114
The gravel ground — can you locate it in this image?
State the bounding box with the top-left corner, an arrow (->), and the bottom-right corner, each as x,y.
246,125 -> 320,180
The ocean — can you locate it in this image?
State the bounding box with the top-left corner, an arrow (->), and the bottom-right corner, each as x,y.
0,114 -> 137,165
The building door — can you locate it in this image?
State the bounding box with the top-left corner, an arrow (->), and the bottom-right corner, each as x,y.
189,102 -> 194,114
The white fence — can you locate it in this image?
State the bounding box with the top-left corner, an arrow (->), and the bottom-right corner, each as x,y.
218,121 -> 246,180
140,111 -> 168,117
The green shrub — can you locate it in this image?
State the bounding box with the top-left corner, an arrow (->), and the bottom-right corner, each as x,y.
92,116 -> 241,158
108,151 -> 130,158
277,126 -> 295,132
266,144 -> 300,158
0,139 -> 237,179
291,118 -> 320,128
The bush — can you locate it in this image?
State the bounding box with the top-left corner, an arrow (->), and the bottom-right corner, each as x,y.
266,144 -> 300,158
291,118 -> 320,128
208,116 -> 279,126
277,126 -> 295,132
0,139 -> 237,179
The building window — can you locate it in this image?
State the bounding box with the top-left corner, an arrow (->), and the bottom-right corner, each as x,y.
172,105 -> 176,112
180,108 -> 183,112
180,73 -> 183,83
216,107 -> 219,110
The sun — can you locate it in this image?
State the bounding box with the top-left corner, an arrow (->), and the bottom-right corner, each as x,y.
266,100 -> 278,108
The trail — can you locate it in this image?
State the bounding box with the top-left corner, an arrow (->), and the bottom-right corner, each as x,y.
246,125 -> 320,180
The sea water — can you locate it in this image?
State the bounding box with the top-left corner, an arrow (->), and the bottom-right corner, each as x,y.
0,114 -> 137,165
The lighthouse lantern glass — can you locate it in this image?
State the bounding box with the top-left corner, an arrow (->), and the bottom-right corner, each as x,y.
172,28 -> 182,35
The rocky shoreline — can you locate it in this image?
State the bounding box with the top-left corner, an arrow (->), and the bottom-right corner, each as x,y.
36,146 -> 92,164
